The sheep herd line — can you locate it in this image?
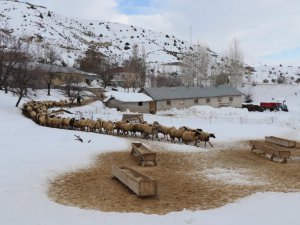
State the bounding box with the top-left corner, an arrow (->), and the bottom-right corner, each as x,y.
22,100 -> 216,147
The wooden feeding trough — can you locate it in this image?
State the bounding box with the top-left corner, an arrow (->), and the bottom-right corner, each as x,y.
265,136 -> 296,148
250,140 -> 291,163
131,142 -> 157,166
112,166 -> 157,197
122,114 -> 144,123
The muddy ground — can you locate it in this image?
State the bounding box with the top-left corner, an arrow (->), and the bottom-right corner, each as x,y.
48,141 -> 300,215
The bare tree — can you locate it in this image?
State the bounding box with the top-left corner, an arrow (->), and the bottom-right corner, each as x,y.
222,39 -> 244,87
43,69 -> 57,96
0,34 -> 28,93
9,51 -> 33,107
123,44 -> 147,91
44,46 -> 60,65
63,74 -> 82,103
78,43 -> 115,88
181,43 -> 211,86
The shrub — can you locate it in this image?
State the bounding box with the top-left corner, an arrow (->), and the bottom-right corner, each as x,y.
277,76 -> 286,84
263,79 -> 269,83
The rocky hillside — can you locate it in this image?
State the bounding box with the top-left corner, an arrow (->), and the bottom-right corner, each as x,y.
0,0 -> 196,68
1,0 -> 300,84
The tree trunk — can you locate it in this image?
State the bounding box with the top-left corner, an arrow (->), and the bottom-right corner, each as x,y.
15,90 -> 23,107
5,85 -> 8,93
47,82 -> 51,96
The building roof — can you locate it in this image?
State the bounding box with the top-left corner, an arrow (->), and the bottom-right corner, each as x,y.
104,91 -> 153,103
142,86 -> 242,101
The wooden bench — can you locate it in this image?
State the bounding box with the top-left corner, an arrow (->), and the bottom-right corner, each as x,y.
265,136 -> 296,148
131,142 -> 157,166
112,166 -> 157,197
250,140 -> 291,163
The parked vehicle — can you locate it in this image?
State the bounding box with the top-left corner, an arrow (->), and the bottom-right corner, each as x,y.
260,101 -> 288,112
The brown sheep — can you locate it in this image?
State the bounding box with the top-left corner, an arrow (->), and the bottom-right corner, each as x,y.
182,129 -> 203,146
102,120 -> 114,134
156,124 -> 175,141
139,123 -> 160,140
119,121 -> 134,136
94,119 -> 103,133
198,132 -> 216,147
114,120 -> 128,135
62,117 -> 71,129
169,126 -> 189,143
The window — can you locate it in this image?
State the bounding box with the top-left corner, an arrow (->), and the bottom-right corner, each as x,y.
229,96 -> 233,101
194,99 -> 199,104
166,100 -> 171,106
218,97 -> 222,102
138,102 -> 143,106
206,98 -> 210,103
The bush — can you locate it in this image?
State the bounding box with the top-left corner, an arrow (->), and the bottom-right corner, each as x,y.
263,79 -> 269,83
277,76 -> 286,84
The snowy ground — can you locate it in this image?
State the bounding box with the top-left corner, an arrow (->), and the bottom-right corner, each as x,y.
1,85 -> 300,225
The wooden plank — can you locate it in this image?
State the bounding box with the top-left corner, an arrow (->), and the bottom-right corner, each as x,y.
131,143 -> 157,166
265,136 -> 296,148
250,140 -> 291,163
112,166 -> 157,197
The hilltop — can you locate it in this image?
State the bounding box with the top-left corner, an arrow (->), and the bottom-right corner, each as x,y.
0,0 -> 194,68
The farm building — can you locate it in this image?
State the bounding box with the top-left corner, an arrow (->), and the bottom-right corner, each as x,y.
141,86 -> 243,112
104,91 -> 154,113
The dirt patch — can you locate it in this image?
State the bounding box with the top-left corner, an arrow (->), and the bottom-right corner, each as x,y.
48,146 -> 300,215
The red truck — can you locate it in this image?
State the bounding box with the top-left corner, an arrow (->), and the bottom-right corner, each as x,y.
260,101 -> 288,112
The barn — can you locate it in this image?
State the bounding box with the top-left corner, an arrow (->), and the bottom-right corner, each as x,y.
104,91 -> 154,113
141,86 -> 243,112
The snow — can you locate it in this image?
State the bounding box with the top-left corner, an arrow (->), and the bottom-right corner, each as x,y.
202,168 -> 267,186
1,85 -> 300,225
105,91 -> 153,102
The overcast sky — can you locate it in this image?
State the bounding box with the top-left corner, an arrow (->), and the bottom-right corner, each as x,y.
27,0 -> 300,66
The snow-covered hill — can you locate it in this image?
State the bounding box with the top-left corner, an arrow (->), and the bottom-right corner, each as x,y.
251,64 -> 300,84
2,0 -> 300,84
0,0 -> 193,68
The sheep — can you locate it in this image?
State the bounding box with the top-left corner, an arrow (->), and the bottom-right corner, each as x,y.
139,123 -> 160,140
62,117 -> 71,129
37,114 -> 47,126
114,120 -> 128,135
51,116 -> 63,128
198,132 -> 216,147
102,120 -> 114,134
94,119 -> 103,133
85,119 -> 97,132
131,121 -> 148,137
169,126 -> 189,143
29,110 -> 37,120
119,121 -> 134,136
182,129 -> 203,146
156,124 -> 175,141
69,118 -> 78,130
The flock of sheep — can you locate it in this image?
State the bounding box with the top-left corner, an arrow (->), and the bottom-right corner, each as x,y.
22,100 -> 216,147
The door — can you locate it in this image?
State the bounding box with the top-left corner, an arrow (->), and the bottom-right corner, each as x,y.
149,101 -> 156,114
